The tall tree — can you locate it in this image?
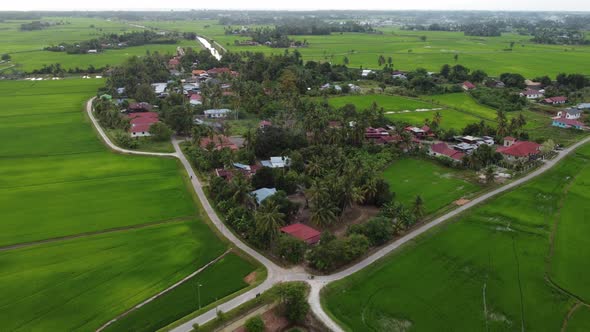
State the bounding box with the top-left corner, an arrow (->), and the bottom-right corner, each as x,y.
255,200 -> 285,246
411,195 -> 425,220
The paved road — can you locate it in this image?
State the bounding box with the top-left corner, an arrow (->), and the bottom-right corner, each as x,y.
87,99 -> 590,332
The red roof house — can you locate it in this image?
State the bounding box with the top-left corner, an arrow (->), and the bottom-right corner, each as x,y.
429,142 -> 465,161
543,96 -> 568,105
280,223 -> 321,245
259,120 -> 272,129
496,140 -> 541,160
462,81 -> 476,90
127,112 -> 159,137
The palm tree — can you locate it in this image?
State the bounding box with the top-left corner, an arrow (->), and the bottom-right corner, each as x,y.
496,110 -> 508,137
433,111 -> 442,127
242,128 -> 255,151
412,195 -> 425,220
255,200 -> 285,246
230,173 -> 253,206
310,197 -> 338,228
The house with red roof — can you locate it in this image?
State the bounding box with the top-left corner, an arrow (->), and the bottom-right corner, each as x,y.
128,102 -> 153,112
168,57 -> 180,69
189,94 -> 202,106
259,120 -> 272,129
520,89 -> 544,99
552,117 -> 587,130
428,142 -> 465,162
462,81 -> 476,91
128,112 -> 159,138
543,96 -> 567,105
200,135 -> 238,151
496,137 -> 541,162
280,223 -> 321,245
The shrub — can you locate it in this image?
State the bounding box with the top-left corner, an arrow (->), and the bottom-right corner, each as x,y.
245,315 -> 265,332
276,235 -> 306,264
149,122 -> 173,141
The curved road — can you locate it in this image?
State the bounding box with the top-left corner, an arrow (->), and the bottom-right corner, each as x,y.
87,99 -> 590,332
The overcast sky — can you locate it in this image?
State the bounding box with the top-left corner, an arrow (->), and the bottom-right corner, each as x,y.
2,0 -> 589,12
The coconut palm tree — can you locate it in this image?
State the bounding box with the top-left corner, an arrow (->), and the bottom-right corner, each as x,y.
230,173 -> 253,206
433,111 -> 442,128
255,200 -> 285,246
310,197 -> 339,228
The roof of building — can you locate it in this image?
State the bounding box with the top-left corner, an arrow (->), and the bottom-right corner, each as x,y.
463,81 -> 476,89
251,187 -> 277,204
553,117 -> 586,127
577,103 -> 590,109
200,135 -> 238,151
204,108 -> 231,115
521,89 -> 543,96
565,108 -> 582,115
130,123 -> 153,133
128,102 -> 153,111
280,223 -> 321,245
504,136 -> 516,141
430,142 -> 465,161
545,96 -> 567,103
260,120 -> 272,127
128,112 -> 159,119
496,141 -> 541,157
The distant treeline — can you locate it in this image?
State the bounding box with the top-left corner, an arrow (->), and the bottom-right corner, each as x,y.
43,30 -> 181,54
404,19 -> 589,44
20,21 -> 60,31
30,63 -> 104,75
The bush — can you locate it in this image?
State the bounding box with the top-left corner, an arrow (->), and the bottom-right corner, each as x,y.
276,235 -> 306,264
149,122 -> 173,141
276,283 -> 309,323
307,234 -> 370,272
245,315 -> 265,332
114,132 -> 138,149
347,216 -> 393,246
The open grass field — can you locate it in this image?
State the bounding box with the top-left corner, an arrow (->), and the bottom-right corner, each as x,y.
327,94 -> 435,112
148,19 -> 590,78
0,17 -> 197,71
104,253 -> 257,332
382,158 -> 480,215
0,221 -> 227,331
0,78 -> 257,330
387,108 -> 481,130
323,143 -> 590,331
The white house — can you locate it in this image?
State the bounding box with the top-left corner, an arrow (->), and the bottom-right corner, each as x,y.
152,83 -> 168,95
261,156 -> 290,168
130,123 -> 152,137
361,69 -> 375,77
204,109 -> 232,118
555,108 -> 582,120
87,49 -> 98,54
520,89 -> 544,99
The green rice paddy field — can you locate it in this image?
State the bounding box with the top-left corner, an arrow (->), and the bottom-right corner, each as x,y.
0,79 -> 257,331
382,158 -> 481,215
323,143 -> 590,331
0,17 -> 197,71
146,19 -> 590,77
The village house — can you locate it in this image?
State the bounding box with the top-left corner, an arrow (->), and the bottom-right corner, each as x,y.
280,223 -> 322,245
204,108 -> 232,118
365,127 -> 390,140
207,67 -> 239,77
189,94 -> 202,106
577,103 -> 590,110
520,89 -> 544,99
168,57 -> 180,69
543,96 -> 567,105
462,81 -> 476,91
251,187 -> 277,205
151,83 -> 168,96
486,79 -> 505,88
233,163 -> 261,177
428,142 -> 465,162
261,156 -> 290,168
128,112 -> 159,138
127,102 -> 153,113
200,135 -> 238,151
552,117 -> 587,130
555,108 -> 582,120
392,71 -> 408,80
496,137 -> 541,163
361,69 -> 375,78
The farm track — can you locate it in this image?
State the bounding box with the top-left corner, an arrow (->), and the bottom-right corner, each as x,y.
0,217 -> 193,252
86,98 -> 590,332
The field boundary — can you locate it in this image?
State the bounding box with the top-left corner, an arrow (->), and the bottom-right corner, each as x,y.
96,248 -> 233,332
0,216 -> 193,252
